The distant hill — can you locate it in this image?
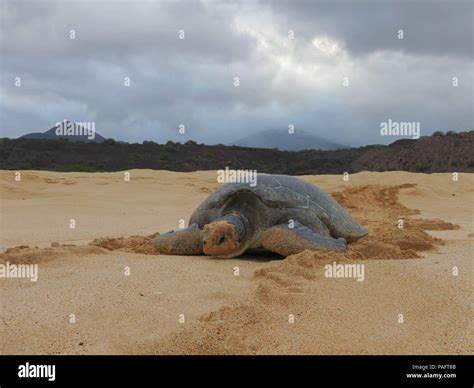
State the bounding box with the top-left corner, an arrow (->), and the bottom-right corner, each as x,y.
231,129 -> 346,151
352,131 -> 473,172
1,131 -> 472,173
20,120 -> 106,143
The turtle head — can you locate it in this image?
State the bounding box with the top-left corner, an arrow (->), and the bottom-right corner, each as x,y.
201,212 -> 249,258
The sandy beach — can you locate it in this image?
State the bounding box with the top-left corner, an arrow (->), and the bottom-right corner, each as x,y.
0,170 -> 472,355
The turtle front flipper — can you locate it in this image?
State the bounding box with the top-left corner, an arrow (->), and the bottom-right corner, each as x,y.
152,223 -> 203,255
260,222 -> 347,256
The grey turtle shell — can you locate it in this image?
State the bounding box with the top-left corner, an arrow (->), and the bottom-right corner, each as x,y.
190,174 -> 367,241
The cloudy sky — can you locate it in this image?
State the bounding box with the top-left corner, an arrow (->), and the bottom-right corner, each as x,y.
1,0 -> 472,146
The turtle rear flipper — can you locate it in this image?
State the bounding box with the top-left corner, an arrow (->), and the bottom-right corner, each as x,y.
152,223 -> 203,255
260,222 -> 347,256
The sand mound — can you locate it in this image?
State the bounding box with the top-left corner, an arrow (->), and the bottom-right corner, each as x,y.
0,244 -> 107,264
89,233 -> 159,254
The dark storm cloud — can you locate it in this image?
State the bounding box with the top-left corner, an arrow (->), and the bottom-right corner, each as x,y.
263,0 -> 473,58
0,0 -> 472,146
1,1 -> 253,62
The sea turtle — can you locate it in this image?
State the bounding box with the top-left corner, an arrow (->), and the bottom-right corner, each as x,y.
152,174 -> 368,258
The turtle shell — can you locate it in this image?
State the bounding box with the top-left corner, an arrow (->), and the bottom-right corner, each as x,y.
190,174 -> 367,240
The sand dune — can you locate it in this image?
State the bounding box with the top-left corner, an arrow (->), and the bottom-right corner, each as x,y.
0,170 -> 472,354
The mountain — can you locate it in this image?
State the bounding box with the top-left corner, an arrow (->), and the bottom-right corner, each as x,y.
20,120 -> 106,143
231,129 -> 346,151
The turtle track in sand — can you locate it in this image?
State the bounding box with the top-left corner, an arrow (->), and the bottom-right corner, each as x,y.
84,183 -> 457,355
